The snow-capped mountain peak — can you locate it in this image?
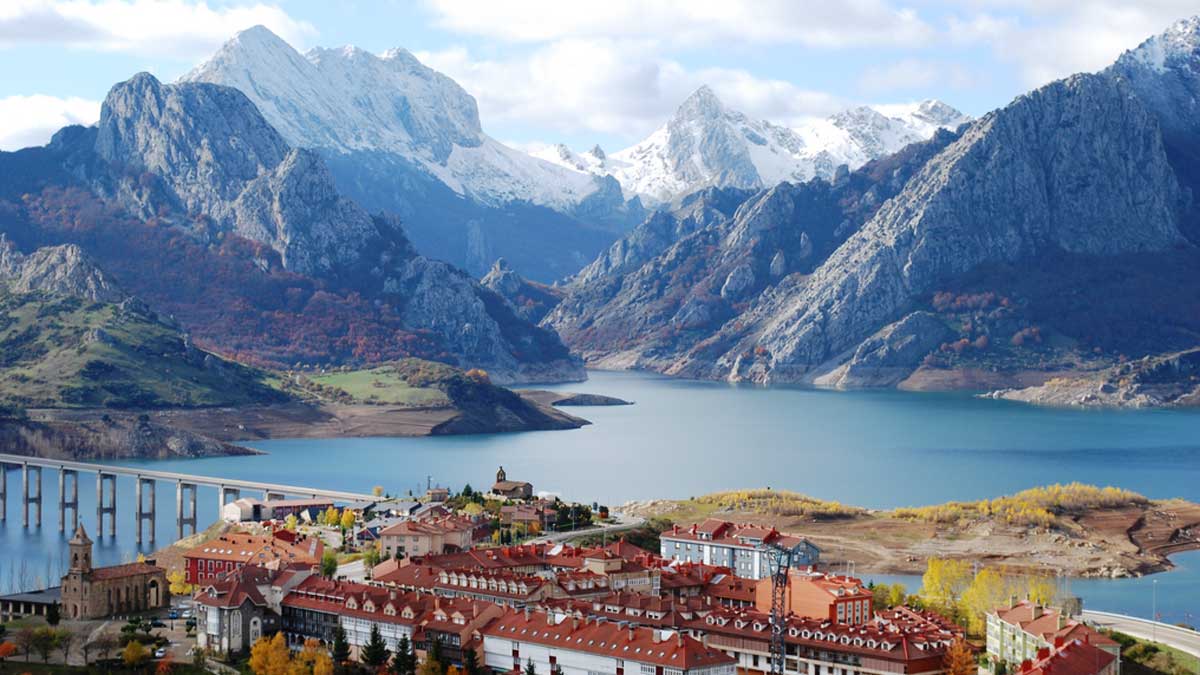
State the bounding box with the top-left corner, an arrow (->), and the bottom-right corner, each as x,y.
537,86 -> 969,204
183,25 -> 603,209
1118,15 -> 1200,73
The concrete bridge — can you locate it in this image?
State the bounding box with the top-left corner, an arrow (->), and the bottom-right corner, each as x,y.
1083,610 -> 1200,660
0,453 -> 377,544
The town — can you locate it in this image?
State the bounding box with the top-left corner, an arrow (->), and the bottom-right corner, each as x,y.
0,466 -> 1149,675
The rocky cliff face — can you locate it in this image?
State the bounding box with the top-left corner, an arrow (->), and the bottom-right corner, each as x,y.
0,236 -> 124,302
1106,16 -> 1200,239
6,73 -> 582,383
479,258 -> 564,324
94,72 -> 381,280
544,132 -> 958,369
182,26 -> 641,281
679,74 -> 1183,383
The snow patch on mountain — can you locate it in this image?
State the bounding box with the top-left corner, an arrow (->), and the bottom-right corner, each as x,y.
183,25 -> 603,210
536,86 -> 969,204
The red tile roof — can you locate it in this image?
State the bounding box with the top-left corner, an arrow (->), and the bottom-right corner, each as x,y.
662,519 -> 809,550
1020,640 -> 1117,675
995,602 -> 1118,648
90,562 -> 163,581
482,608 -> 735,670
689,604 -> 962,664
184,531 -> 323,567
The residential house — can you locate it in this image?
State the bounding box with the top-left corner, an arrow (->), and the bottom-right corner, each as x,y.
754,570 -> 873,625
1016,640 -> 1119,675
195,567 -> 277,661
987,601 -> 1120,673
480,607 -> 737,675
685,604 -> 963,675
183,530 -> 324,585
660,520 -> 819,580
379,517 -> 475,559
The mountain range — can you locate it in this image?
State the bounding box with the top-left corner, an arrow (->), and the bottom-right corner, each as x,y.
534,87 -> 969,204
533,15 -> 1200,401
4,16 -> 1200,403
0,72 -> 582,383
182,26 -> 642,281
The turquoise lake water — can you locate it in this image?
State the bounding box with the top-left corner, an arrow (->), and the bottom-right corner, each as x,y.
1,370 -> 1198,621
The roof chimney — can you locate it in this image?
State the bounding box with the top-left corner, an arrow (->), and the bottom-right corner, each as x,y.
524,606 -> 531,620
629,626 -> 635,640
1056,612 -> 1067,631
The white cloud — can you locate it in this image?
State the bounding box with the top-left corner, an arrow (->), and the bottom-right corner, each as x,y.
857,59 -> 975,95
0,0 -> 315,58
423,0 -> 934,48
418,39 -> 846,144
0,94 -> 100,151
948,2 -> 1200,87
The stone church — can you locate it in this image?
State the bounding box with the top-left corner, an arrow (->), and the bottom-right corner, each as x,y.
60,524 -> 169,620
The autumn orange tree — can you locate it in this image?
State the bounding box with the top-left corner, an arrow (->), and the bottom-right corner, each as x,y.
944,637 -> 977,675
249,632 -> 290,675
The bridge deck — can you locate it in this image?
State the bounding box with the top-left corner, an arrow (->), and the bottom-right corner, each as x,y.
0,453 -> 376,502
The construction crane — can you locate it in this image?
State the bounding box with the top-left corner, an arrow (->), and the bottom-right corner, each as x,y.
765,541 -> 807,675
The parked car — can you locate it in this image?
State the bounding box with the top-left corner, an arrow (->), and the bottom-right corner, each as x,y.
167,610 -> 179,619
150,620 -> 166,628
154,648 -> 167,659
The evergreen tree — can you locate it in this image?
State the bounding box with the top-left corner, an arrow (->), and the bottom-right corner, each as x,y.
461,647 -> 480,675
362,623 -> 390,667
524,658 -> 537,675
332,625 -> 351,665
45,602 -> 60,626
391,635 -> 417,675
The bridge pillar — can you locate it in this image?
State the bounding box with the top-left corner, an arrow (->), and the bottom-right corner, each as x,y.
58,468 -> 79,532
176,481 -> 198,540
22,463 -> 42,528
264,491 -> 285,502
0,463 -> 7,523
134,476 -> 156,545
96,472 -> 116,537
218,485 -> 240,519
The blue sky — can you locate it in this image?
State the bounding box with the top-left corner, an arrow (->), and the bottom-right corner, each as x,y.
1,1 -> 1197,152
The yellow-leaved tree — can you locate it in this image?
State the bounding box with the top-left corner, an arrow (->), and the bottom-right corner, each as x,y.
167,569 -> 193,596
249,632 -> 290,675
293,638 -> 334,675
340,509 -> 355,530
921,558 -> 973,612
960,568 -> 1008,634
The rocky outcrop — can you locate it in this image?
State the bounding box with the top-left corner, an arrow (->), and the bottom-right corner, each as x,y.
680,74 -> 1184,383
0,236 -> 125,302
479,258 -> 564,324
815,312 -> 953,388
988,349 -> 1200,408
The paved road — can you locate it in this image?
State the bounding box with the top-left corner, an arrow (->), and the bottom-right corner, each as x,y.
530,513 -> 646,544
338,558 -> 368,582
1083,610 -> 1200,660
